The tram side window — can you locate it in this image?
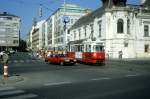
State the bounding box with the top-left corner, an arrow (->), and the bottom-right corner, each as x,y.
71,46 -> 75,52
77,45 -> 83,52
94,45 -> 104,51
88,45 -> 91,52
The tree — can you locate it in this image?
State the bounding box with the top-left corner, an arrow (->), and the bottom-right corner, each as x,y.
18,39 -> 27,52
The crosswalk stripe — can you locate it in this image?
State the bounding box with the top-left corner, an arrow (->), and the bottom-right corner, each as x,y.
2,94 -> 38,99
0,87 -> 15,92
14,60 -> 18,63
0,86 -> 38,99
0,90 -> 24,96
8,59 -> 42,63
20,60 -> 24,63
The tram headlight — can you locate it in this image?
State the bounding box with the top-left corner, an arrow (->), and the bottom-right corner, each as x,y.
74,59 -> 77,62
64,59 -> 70,62
93,53 -> 97,57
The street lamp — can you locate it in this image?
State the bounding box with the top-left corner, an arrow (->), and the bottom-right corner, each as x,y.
62,0 -> 70,52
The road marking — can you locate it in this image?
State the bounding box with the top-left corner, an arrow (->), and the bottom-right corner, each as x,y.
91,77 -> 111,81
125,74 -> 140,77
20,60 -> 24,63
44,81 -> 72,86
0,90 -> 24,96
14,60 -> 18,63
31,60 -> 35,62
2,94 -> 38,99
26,60 -> 30,63
0,87 -> 15,91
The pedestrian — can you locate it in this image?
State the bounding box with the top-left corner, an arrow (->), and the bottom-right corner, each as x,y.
119,51 -> 123,59
1,52 -> 9,65
107,51 -> 109,59
0,52 -> 3,63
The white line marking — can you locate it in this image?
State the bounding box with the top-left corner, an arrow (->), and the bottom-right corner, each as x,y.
2,94 -> 38,99
0,90 -> 24,96
44,81 -> 72,86
14,60 -> 18,63
91,77 -> 111,81
125,74 -> 140,77
20,60 -> 24,63
0,87 -> 15,91
26,60 -> 30,62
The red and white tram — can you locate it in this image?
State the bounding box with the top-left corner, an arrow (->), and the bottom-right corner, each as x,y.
67,40 -> 105,64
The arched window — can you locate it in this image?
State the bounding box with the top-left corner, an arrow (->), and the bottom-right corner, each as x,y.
117,19 -> 124,33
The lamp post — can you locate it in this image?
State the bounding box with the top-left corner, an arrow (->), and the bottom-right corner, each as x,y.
63,0 -> 70,51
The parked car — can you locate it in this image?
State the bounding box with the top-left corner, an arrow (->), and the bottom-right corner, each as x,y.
46,54 -> 76,66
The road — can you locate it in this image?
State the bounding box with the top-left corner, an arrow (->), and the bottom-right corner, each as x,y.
0,52 -> 150,99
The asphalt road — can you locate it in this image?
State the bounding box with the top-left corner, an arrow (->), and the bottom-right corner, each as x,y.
27,75 -> 150,99
0,52 -> 150,99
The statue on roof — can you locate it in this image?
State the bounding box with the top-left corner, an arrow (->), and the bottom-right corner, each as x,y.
101,0 -> 127,8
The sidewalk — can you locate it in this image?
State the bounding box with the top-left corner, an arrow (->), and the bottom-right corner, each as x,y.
0,75 -> 24,85
107,58 -> 150,61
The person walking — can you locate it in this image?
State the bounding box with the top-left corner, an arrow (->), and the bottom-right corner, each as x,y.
119,51 -> 123,59
2,52 -> 9,65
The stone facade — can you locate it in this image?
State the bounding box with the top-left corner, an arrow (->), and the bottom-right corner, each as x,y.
69,0 -> 150,59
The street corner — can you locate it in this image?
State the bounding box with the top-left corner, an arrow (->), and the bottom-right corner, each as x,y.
0,74 -> 24,85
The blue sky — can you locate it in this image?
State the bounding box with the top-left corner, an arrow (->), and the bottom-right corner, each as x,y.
0,0 -> 140,40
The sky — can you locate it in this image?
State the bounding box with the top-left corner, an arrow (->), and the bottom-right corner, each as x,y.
0,0 -> 140,40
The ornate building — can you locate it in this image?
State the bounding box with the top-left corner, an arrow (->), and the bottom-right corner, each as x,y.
69,0 -> 150,59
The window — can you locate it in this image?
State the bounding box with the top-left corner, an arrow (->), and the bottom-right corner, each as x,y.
78,28 -> 81,40
145,45 -> 149,53
71,19 -> 73,24
117,19 -> 124,33
127,19 -> 130,34
84,26 -> 87,38
144,25 -> 149,37
74,30 -> 76,40
93,45 -> 104,51
13,40 -> 18,44
90,24 -> 94,38
98,21 -> 102,37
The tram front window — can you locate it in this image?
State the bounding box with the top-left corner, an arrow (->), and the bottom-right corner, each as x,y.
93,45 -> 104,52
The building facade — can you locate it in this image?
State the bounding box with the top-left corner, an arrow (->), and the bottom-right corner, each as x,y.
46,4 -> 91,51
69,0 -> 150,59
0,12 -> 21,51
29,20 -> 46,51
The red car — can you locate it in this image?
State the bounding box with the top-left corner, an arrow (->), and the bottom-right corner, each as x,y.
46,54 -> 76,66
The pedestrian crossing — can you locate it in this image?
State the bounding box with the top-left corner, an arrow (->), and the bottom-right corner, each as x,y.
8,59 -> 42,64
0,87 -> 38,99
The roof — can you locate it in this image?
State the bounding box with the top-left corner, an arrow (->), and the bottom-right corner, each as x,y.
0,12 -> 19,17
70,0 -> 150,30
70,0 -> 128,30
70,6 -> 105,30
143,0 -> 150,6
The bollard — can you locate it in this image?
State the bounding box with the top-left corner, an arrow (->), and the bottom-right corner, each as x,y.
3,65 -> 9,78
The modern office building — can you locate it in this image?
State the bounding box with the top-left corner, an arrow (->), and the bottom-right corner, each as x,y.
46,4 -> 91,51
69,0 -> 150,59
29,20 -> 46,51
0,12 -> 21,51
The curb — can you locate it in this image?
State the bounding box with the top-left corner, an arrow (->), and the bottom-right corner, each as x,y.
0,75 -> 24,85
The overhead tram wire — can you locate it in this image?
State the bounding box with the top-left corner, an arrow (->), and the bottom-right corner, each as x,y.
13,0 -> 55,12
